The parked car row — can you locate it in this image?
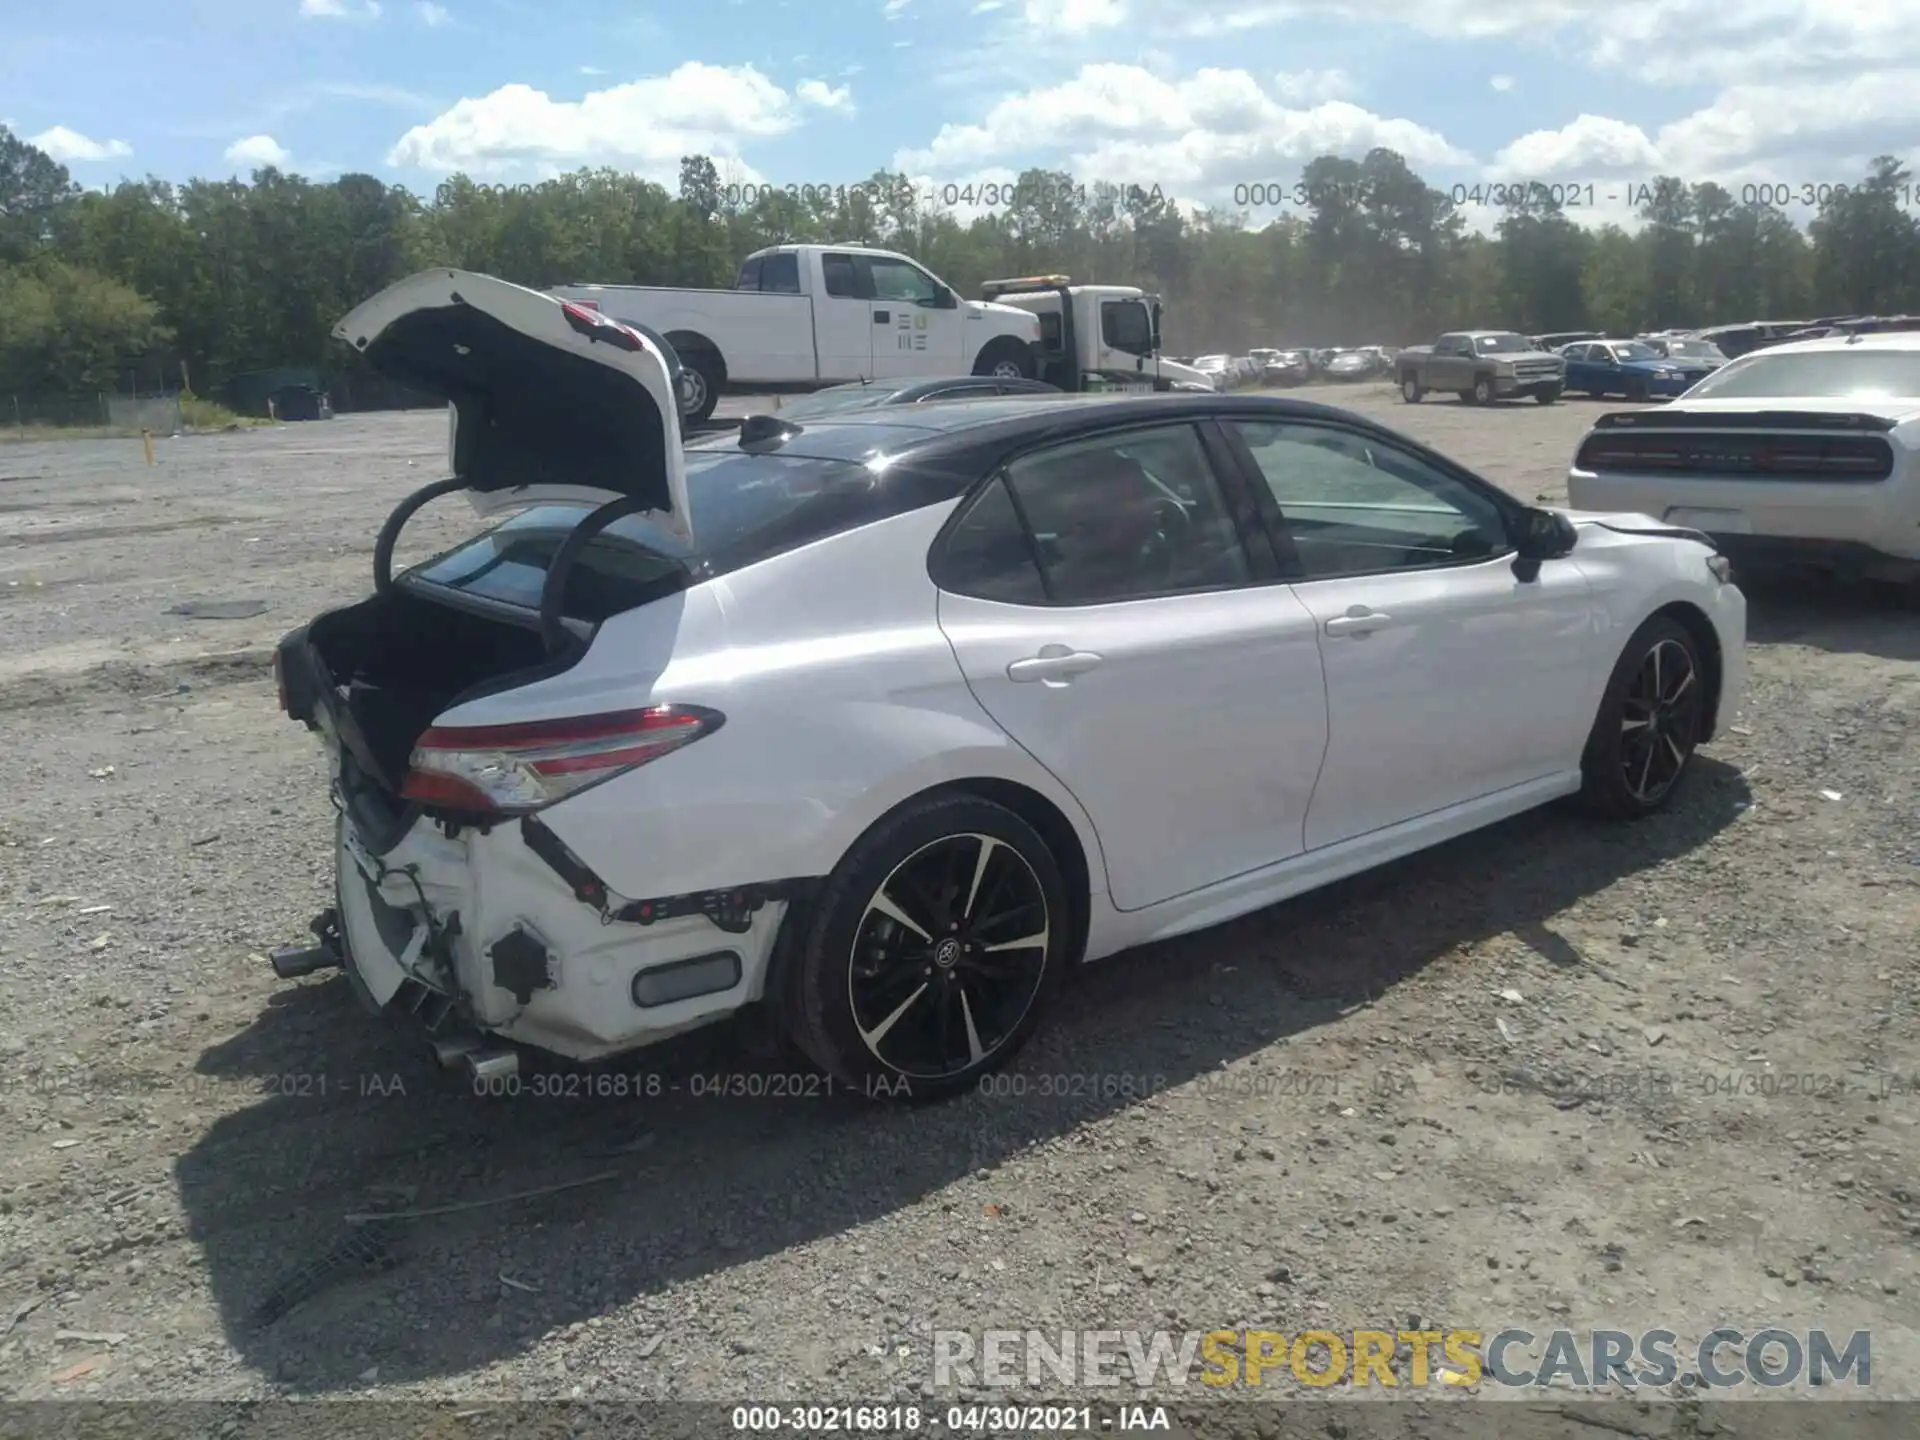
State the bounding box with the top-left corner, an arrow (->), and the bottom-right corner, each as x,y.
270,265 -> 1754,1099
1173,346 -> 1397,389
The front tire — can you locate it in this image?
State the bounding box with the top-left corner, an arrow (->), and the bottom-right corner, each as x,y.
973,339 -> 1035,381
1400,374 -> 1423,402
1579,616 -> 1707,819
1534,386 -> 1562,404
1471,374 -> 1496,405
784,793 -> 1071,1101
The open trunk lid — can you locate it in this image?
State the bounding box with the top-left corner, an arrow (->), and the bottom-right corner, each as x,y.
334,269 -> 691,542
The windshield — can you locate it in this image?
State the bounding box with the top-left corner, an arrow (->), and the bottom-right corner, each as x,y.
1663,340 -> 1726,360
406,449 -> 886,617
776,385 -> 892,419
1684,349 -> 1920,400
1474,334 -> 1531,353
1195,355 -> 1228,368
1611,342 -> 1659,361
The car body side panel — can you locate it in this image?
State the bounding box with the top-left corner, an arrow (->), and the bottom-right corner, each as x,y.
525,501 -> 1109,909
1561,517 -> 1748,740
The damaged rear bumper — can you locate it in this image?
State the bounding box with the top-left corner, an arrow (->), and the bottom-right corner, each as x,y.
326,808 -> 801,1064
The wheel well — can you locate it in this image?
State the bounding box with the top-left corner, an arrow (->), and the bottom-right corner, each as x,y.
1650,600 -> 1725,738
934,778 -> 1093,964
974,336 -> 1030,370
665,331 -> 725,381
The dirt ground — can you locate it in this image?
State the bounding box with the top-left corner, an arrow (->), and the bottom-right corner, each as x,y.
1,384 -> 1918,1426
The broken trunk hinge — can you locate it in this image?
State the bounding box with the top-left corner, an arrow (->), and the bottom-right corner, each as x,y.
518,816 -> 799,935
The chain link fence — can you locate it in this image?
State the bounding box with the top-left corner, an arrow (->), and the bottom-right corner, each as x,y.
6,391 -> 188,439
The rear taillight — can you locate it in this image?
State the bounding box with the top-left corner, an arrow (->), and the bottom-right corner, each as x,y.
401,705 -> 723,815
1574,432 -> 1894,479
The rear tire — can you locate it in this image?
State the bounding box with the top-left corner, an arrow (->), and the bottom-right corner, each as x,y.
679,349 -> 723,424
973,339 -> 1035,381
784,793 -> 1071,1102
1579,616 -> 1707,819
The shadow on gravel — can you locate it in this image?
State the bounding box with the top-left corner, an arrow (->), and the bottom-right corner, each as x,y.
1743,572 -> 1920,662
174,757 -> 1749,1390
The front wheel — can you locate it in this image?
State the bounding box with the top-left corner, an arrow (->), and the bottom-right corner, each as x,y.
1534,386 -> 1562,404
784,793 -> 1071,1101
972,339 -> 1034,381
1472,375 -> 1496,404
1400,374 -> 1423,402
1627,376 -> 1651,403
1579,616 -> 1707,819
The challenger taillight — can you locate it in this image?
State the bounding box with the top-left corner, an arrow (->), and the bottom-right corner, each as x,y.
1574,431 -> 1894,479
401,705 -> 723,815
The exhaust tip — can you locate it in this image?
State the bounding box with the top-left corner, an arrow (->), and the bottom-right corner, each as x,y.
269,944 -> 341,980
430,1034 -> 482,1071
465,1049 -> 519,1084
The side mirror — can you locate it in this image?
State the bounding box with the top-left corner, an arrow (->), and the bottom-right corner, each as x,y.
1514,506 -> 1578,560
933,285 -> 957,309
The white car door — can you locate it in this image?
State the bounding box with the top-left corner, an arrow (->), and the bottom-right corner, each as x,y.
865,255 -> 963,378
934,420 -> 1330,912
1219,418 -> 1598,851
814,251 -> 877,381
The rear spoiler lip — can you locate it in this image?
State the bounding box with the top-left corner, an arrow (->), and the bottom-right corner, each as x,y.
1590,408 -> 1900,433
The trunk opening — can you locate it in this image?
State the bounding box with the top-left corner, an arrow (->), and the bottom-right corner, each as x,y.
308,586 -> 566,792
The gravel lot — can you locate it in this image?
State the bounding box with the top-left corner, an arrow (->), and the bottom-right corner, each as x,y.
2,383 -> 1918,1424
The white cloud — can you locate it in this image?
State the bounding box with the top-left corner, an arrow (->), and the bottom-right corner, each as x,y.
27,126 -> 131,163
883,0 -> 911,15
972,0 -> 1005,9
225,134 -> 294,167
1490,114 -> 1663,178
1494,70 -> 1920,186
388,64 -> 813,176
1488,74 -> 1514,92
415,1 -> 450,23
895,63 -> 1468,194
578,65 -> 605,76
1022,0 -> 1125,32
796,79 -> 854,113
299,0 -> 382,17
1272,69 -> 1353,104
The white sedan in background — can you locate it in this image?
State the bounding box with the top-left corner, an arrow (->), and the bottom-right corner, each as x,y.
1569,332 -> 1920,584
269,270 -> 1747,1100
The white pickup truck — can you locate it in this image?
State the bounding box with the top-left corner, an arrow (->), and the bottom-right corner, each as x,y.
979,276 -> 1216,394
550,245 -> 1042,422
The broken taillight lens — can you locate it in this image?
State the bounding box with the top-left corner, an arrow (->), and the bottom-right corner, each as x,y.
401,705 -> 723,815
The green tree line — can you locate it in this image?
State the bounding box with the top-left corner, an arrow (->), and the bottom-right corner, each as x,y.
5,124 -> 1919,408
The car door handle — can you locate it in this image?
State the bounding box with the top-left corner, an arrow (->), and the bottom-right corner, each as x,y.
873,310 -> 890,324
1007,646 -> 1103,684
1324,608 -> 1392,637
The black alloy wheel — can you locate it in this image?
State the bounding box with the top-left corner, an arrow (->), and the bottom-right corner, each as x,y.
847,833 -> 1050,1081
1580,616 -> 1707,817
784,793 -> 1069,1099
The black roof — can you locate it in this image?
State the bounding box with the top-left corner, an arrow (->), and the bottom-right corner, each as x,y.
688,390 -> 1441,471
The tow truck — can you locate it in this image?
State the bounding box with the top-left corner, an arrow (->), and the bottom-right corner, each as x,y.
978,275 -> 1217,393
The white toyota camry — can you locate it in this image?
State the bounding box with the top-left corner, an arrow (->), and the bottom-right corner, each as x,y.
270,270 -> 1748,1099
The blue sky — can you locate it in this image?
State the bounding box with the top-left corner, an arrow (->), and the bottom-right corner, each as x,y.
6,1 -> 1917,231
